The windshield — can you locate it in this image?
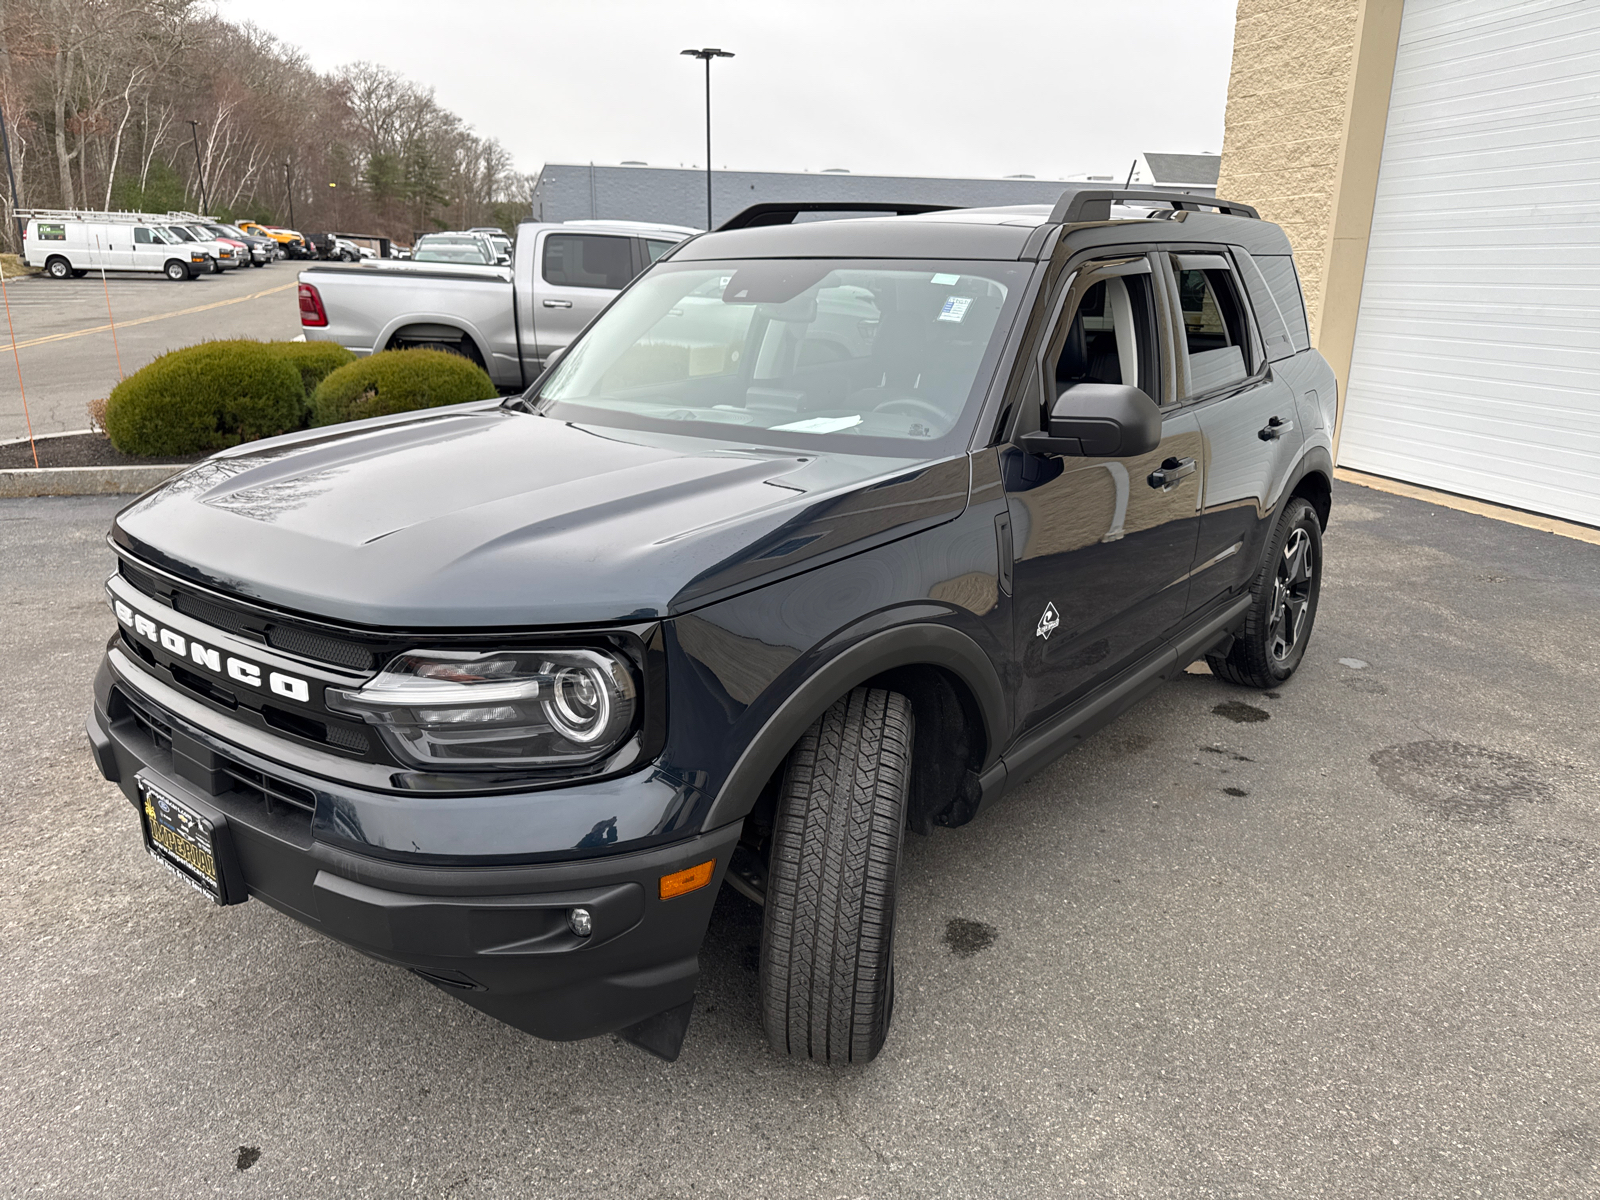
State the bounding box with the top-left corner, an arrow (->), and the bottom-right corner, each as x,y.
534,259 -> 1028,455
150,226 -> 181,245
414,239 -> 491,265
164,226 -> 195,242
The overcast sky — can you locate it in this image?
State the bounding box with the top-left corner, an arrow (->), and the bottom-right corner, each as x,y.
215,0 -> 1238,182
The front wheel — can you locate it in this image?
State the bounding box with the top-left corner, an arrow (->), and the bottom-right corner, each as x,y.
45,257 -> 72,280
760,687 -> 912,1064
164,260 -> 190,282
1208,497 -> 1323,688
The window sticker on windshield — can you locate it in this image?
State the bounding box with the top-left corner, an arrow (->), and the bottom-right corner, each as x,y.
772,414 -> 864,434
938,296 -> 973,323
931,273 -> 960,285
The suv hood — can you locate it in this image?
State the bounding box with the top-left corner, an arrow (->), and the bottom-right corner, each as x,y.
112,407 -> 971,628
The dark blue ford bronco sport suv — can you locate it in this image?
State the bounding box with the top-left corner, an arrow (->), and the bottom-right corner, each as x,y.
88,189 -> 1336,1063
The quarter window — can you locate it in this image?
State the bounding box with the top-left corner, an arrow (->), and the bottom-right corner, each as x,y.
542,234 -> 635,289
644,239 -> 675,263
1173,256 -> 1252,396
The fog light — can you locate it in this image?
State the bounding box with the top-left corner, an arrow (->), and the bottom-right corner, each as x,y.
568,907 -> 593,937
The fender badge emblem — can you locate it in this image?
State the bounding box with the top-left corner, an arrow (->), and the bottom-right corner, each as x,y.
1036,602 -> 1060,640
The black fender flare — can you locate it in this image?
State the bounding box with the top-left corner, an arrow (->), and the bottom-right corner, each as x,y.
699,621 -> 1008,830
1285,444 -> 1334,523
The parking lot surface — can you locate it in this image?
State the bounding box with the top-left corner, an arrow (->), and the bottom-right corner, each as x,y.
0,266 -> 301,440
3,480 -> 1599,1198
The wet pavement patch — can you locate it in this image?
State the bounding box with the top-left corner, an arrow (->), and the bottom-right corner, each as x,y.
1223,787 -> 1248,797
1201,745 -> 1254,762
1370,741 -> 1550,824
944,917 -> 998,958
235,1147 -> 261,1172
1212,701 -> 1270,724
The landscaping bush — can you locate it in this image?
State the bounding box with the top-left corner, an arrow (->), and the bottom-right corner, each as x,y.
104,340 -> 306,456
266,340 -> 356,396
309,348 -> 498,427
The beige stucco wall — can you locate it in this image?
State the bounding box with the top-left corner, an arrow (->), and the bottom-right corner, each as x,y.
1218,0 -> 1404,446
1216,0 -> 1365,336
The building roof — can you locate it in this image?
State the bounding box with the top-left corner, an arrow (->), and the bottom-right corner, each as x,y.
1141,153 -> 1221,187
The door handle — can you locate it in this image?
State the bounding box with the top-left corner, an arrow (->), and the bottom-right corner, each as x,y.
1258,415 -> 1294,441
1147,457 -> 1196,491
542,299 -> 572,308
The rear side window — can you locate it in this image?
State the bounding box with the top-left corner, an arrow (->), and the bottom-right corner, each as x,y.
1172,255 -> 1252,396
1252,254 -> 1310,353
1233,248 -> 1296,363
543,234 -> 635,289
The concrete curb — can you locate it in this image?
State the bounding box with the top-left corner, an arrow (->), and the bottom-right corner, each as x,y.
0,464 -> 183,498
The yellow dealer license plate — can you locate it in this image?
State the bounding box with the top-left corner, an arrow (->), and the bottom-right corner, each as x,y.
140,782 -> 227,903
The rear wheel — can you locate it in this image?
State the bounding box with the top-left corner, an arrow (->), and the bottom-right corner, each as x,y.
45,256 -> 71,280
760,686 -> 912,1064
70,269 -> 88,279
396,337 -> 486,372
164,260 -> 190,282
1208,497 -> 1323,688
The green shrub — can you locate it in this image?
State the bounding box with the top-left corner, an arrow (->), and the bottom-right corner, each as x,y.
104,340 -> 306,456
309,348 -> 498,427
266,340 -> 356,396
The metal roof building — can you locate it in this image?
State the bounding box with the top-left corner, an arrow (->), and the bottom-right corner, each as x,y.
528,158 -> 1219,230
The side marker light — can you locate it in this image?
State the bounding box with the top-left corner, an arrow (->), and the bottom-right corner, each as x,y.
659,860 -> 715,900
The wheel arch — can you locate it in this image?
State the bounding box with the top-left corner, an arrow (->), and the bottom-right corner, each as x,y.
1287,445 -> 1334,529
700,621 -> 1007,832
382,319 -> 490,368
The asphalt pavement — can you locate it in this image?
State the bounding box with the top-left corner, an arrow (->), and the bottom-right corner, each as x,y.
2,480 -> 1599,1198
0,265 -> 302,440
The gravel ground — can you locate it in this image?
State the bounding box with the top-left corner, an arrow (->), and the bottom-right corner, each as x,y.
2,480 -> 1598,1199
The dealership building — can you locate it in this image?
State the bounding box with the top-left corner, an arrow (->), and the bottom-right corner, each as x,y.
1221,0 -> 1599,527
528,153 -> 1219,231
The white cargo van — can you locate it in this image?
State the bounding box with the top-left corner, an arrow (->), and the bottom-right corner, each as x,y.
22,212 -> 218,280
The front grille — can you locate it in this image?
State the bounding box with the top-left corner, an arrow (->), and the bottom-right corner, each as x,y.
112,686 -> 316,817
172,591 -> 260,640
119,560 -> 169,604
266,625 -> 373,671
120,557 -> 378,673
219,759 -> 317,814
118,687 -> 173,753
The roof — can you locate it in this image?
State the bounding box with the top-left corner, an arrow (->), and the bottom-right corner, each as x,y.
1141,153 -> 1221,187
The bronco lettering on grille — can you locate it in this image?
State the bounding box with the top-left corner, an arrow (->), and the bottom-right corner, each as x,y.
112,597 -> 312,704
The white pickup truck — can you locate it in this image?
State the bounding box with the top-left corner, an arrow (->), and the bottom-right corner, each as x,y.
297,219 -> 696,390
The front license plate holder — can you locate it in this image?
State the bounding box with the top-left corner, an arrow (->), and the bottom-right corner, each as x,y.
138,777 -> 246,905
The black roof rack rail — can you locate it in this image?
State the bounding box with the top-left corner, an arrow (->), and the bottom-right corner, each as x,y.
1050,188 -> 1260,224
716,201 -> 958,231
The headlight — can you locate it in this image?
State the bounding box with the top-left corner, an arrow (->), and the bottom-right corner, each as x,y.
327,648 -> 637,769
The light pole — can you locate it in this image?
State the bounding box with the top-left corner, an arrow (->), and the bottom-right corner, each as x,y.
680,47 -> 733,230
186,120 -> 209,215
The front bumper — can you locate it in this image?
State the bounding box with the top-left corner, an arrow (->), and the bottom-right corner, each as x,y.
89,654 -> 739,1044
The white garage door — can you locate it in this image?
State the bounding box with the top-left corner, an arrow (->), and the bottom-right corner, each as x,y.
1339,0 -> 1600,527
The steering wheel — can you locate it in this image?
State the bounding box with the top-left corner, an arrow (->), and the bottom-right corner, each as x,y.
872,397 -> 948,424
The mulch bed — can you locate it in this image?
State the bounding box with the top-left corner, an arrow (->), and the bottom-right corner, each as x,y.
0,432 -> 205,470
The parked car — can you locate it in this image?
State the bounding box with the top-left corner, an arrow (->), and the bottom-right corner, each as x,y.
469,226 -> 514,262
90,188 -> 1335,1064
411,232 -> 501,265
240,222 -> 312,259
167,224 -> 243,271
21,213 -> 214,280
297,219 -> 691,388
196,222 -> 274,267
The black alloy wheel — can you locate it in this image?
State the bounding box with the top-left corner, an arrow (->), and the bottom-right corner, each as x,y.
1208,497 -> 1323,688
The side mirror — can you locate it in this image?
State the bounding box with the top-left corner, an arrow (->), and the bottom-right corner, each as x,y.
497,254 -> 511,266
1020,382 -> 1163,458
